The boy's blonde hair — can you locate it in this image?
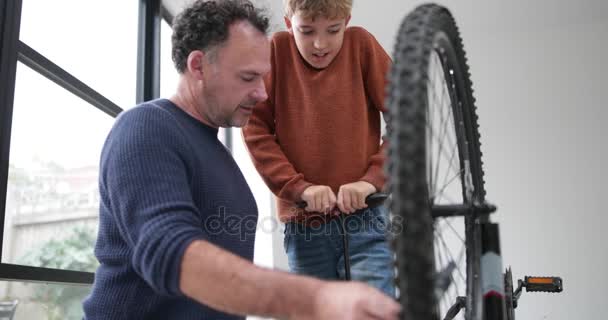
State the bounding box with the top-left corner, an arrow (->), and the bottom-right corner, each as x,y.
283,0 -> 352,20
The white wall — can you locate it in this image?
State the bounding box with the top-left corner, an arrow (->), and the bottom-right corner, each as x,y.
350,1 -> 606,319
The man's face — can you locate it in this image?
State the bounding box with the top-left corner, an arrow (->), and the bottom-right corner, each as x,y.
285,11 -> 350,69
200,21 -> 271,128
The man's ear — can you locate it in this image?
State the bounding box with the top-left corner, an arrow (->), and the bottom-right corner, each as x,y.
186,50 -> 205,80
345,14 -> 351,27
284,16 -> 293,32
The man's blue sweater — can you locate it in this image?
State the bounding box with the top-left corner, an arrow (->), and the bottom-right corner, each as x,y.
83,99 -> 258,319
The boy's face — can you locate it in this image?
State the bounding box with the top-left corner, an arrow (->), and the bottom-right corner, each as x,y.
285,11 -> 351,69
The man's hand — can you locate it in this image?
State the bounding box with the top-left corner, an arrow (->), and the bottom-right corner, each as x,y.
337,181 -> 377,214
296,282 -> 401,320
301,185 -> 337,213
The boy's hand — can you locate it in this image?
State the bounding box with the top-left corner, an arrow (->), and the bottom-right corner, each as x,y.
337,181 -> 376,214
301,185 -> 337,213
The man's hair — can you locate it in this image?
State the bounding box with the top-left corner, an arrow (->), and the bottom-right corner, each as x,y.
283,0 -> 353,20
172,0 -> 270,73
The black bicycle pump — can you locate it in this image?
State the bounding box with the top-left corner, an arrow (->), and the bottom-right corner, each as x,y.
296,192 -> 388,280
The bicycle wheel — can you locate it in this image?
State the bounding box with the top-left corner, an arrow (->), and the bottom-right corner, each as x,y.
386,4 -> 486,320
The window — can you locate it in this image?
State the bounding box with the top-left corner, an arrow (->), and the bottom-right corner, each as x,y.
0,279 -> 90,320
19,0 -> 139,109
1,3 -> 277,318
160,19 -> 179,102
0,0 -> 147,290
3,63 -> 114,271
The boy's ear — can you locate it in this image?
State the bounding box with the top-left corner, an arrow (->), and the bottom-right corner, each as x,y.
284,16 -> 293,32
345,14 -> 351,26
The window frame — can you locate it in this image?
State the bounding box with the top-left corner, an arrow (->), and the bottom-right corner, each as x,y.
0,0 -> 167,285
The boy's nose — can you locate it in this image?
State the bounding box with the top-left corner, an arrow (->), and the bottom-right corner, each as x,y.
313,37 -> 327,50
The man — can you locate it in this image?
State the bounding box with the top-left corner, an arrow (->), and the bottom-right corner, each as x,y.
82,1 -> 400,319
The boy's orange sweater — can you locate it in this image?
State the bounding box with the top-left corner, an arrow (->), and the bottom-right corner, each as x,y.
243,26 -> 391,223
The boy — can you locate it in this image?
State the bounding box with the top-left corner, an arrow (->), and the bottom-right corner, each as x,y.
243,0 -> 393,296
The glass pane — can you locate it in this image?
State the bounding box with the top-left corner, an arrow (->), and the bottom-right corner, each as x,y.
160,19 -> 179,103
3,62 -> 114,272
0,279 -> 90,320
19,0 -> 138,109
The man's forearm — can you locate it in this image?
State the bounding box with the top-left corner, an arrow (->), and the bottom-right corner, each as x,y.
179,239 -> 322,318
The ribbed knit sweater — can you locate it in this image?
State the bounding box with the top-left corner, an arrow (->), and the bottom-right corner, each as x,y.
83,99 -> 257,320
243,26 -> 391,222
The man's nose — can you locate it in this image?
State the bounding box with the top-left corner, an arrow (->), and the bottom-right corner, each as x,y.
251,80 -> 268,102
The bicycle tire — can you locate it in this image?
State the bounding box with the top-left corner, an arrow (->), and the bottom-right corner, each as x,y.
386,4 -> 486,320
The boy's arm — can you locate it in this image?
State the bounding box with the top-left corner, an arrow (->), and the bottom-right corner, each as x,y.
243,71 -> 313,202
359,30 -> 393,192
242,36 -> 313,202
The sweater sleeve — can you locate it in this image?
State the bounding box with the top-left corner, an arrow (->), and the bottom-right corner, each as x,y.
100,107 -> 207,296
242,38 -> 313,202
358,28 -> 392,191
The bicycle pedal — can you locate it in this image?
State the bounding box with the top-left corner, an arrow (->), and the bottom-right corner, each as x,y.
523,276 -> 563,293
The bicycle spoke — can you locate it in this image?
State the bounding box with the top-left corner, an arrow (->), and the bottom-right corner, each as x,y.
435,223 -> 466,282
439,142 -> 460,198
427,74 -> 458,195
431,168 -> 463,203
425,118 -> 459,192
443,217 -> 466,244
427,57 -> 460,206
431,100 -> 451,194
